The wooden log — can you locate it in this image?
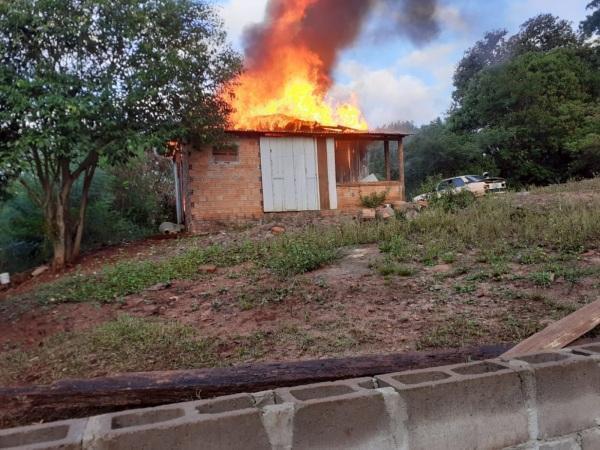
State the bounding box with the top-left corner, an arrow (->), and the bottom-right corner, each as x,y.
0,344 -> 512,428
502,299 -> 600,358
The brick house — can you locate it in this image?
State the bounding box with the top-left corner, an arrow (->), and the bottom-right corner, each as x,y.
172,129 -> 408,232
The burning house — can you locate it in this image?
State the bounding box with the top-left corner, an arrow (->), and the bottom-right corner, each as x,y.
172,125 -> 407,230
172,0 -> 437,229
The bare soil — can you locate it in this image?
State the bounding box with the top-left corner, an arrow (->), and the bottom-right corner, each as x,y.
1,185 -> 599,386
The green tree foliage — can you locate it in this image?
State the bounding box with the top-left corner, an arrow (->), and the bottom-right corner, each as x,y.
404,120 -> 491,196
453,15 -> 581,107
452,30 -> 509,105
0,0 -> 241,269
452,48 -> 600,185
507,14 -> 581,55
0,157 -> 176,273
581,0 -> 600,37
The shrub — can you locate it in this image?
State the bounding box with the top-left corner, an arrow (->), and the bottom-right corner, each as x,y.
359,190 -> 389,208
429,189 -> 476,212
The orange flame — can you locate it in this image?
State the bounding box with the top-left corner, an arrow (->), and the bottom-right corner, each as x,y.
227,1 -> 368,131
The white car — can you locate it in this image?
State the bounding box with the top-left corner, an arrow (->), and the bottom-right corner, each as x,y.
413,175 -> 507,202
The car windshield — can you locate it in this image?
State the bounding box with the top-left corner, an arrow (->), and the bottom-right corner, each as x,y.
465,175 -> 485,182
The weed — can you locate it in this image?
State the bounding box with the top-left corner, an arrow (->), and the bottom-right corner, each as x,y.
379,235 -> 415,262
0,316 -> 219,385
416,314 -> 484,350
359,190 -> 389,209
453,283 -> 477,294
498,315 -> 543,341
441,252 -> 456,264
529,271 -> 555,287
376,259 -> 416,277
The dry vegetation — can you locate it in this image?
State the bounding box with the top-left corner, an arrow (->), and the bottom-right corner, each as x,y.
1,179 -> 599,386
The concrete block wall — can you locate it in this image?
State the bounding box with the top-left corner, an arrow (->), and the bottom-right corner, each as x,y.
186,138 -> 264,229
337,182 -> 404,211
2,345 -> 600,450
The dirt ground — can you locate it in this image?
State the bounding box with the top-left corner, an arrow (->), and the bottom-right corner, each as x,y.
2,243 -> 599,367
1,184 -> 599,386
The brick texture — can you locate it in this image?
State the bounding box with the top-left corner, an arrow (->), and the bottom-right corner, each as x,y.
186,138 -> 264,230
337,182 -> 404,210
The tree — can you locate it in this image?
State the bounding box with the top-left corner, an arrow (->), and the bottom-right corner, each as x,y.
0,0 -> 241,269
452,30 -> 509,105
507,14 -> 581,56
404,119 -> 491,195
581,0 -> 600,37
451,48 -> 600,185
452,15 -> 582,107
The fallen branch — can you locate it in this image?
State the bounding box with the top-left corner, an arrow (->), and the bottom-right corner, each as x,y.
0,344 -> 512,428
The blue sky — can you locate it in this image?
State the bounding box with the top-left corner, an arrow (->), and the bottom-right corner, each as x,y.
214,0 -> 591,127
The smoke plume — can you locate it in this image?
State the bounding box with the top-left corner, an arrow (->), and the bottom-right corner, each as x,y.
243,0 -> 442,88
228,0 -> 443,130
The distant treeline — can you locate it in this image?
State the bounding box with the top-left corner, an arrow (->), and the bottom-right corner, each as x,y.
384,11 -> 600,196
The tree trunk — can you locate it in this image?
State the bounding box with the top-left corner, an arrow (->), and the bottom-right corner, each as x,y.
71,163 -> 97,262
51,181 -> 72,270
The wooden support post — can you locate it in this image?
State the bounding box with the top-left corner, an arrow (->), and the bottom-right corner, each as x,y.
398,138 -> 405,201
384,140 -> 391,181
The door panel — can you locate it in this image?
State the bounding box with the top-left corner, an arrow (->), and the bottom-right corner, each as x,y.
260,137 -> 320,212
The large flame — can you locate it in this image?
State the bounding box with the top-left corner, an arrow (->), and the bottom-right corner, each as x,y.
227,0 -> 368,131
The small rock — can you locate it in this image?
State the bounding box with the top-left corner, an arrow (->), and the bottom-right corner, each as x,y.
159,222 -> 185,235
376,205 -> 395,220
271,226 -> 286,235
361,208 -> 376,220
198,264 -> 218,274
168,296 -> 179,302
147,282 -> 171,291
31,265 -> 49,277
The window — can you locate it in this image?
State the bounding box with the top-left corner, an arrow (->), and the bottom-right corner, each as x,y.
212,144 -> 238,163
335,139 -> 398,184
452,178 -> 466,188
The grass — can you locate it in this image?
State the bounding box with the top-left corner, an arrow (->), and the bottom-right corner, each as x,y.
375,258 -> 417,277
416,314 -> 485,350
0,316 -> 220,385
7,182 -> 600,307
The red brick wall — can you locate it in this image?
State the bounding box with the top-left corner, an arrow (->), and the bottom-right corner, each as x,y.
336,182 -> 404,210
186,138 -> 264,230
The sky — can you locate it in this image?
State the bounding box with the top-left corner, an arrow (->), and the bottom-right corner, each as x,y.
213,0 -> 591,127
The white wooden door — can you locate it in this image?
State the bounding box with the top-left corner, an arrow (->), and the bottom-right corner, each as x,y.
260,137 -> 320,212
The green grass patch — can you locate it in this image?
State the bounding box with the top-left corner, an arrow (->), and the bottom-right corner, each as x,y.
375,259 -> 417,277
0,316 -> 219,385
416,315 -> 485,350
8,185 -> 600,306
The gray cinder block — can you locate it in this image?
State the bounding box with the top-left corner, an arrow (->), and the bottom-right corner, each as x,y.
275,379 -> 404,450
377,360 -> 530,450
83,394 -> 272,450
511,352 -> 600,440
580,427 -> 600,449
0,418 -> 86,450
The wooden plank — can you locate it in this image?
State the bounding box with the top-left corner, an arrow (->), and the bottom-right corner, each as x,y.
398,138 -> 405,201
502,299 -> 600,357
302,138 -> 320,211
326,138 -> 338,209
316,138 -> 330,210
0,344 -> 513,428
384,140 -> 391,181
259,137 -> 275,212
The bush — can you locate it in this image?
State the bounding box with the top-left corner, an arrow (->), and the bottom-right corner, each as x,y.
359,190 -> 389,208
0,152 -> 176,273
429,189 -> 477,212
